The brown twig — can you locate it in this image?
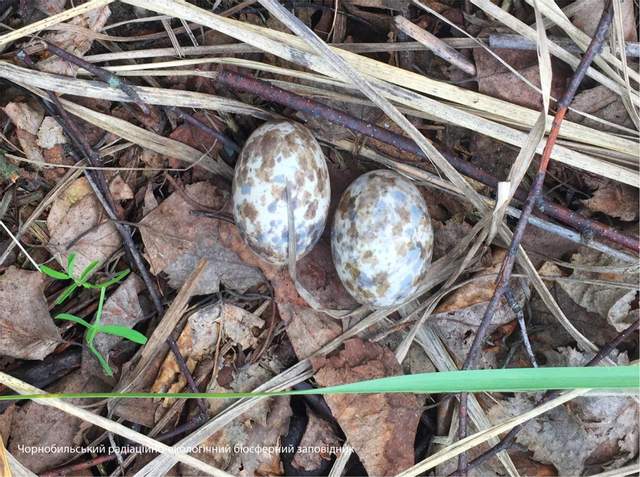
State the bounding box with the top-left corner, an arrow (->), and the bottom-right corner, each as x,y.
464,318 -> 639,473
455,5 -> 615,474
215,69 -> 639,253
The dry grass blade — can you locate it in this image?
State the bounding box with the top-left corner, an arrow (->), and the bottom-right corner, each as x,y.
0,0 -> 113,48
0,372 -> 231,476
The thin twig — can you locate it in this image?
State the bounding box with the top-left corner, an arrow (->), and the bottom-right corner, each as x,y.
456,5 -> 615,474
216,69 -> 639,253
504,288 -> 538,368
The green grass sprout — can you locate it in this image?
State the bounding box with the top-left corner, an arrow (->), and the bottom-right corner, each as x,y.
41,253 -> 144,376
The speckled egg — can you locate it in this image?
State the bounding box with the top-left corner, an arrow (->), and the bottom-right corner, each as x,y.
331,170 -> 433,307
232,121 -> 331,264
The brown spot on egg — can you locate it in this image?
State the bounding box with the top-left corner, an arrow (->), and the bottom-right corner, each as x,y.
305,200 -> 318,220
374,272 -> 390,296
241,202 -> 258,221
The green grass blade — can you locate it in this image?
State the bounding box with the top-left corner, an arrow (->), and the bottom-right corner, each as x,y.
54,283 -> 79,305
67,252 -> 76,277
79,260 -> 100,284
96,325 -> 147,344
40,265 -> 69,280
0,366 -> 637,402
54,313 -> 92,329
93,269 -> 130,289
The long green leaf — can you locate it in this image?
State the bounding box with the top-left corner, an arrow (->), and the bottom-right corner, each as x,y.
55,283 -> 78,305
0,366 -> 637,401
54,313 -> 92,329
40,265 -> 69,280
96,325 -> 147,344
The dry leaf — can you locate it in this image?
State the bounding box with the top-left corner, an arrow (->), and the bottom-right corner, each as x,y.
180,363 -> 292,476
3,102 -> 45,166
582,178 -> 639,221
279,304 -> 342,359
571,0 -> 637,41
607,289 -> 639,332
567,85 -> 636,131
221,304 -> 264,350
473,44 -> 567,110
39,6 -> 111,76
81,274 -> 145,380
47,177 -> 122,279
0,267 -> 61,360
7,372 -> 110,473
291,411 -> 341,472
436,248 -> 527,313
108,175 -> 134,201
139,182 -> 263,295
151,303 -> 263,403
3,102 -> 43,134
311,338 -> 421,476
555,248 -> 638,320
36,116 -> 66,149
488,348 -> 638,475
34,0 -> 66,15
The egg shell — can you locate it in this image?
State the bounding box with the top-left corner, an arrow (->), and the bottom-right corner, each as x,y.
331,170 -> 433,307
232,121 -> 331,264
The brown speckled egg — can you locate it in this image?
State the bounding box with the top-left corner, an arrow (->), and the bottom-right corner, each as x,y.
331,170 -> 433,307
233,121 -> 330,265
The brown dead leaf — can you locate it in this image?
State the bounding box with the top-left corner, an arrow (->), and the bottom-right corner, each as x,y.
7,371 -> 110,473
151,303 -> 263,403
81,274 -> 145,381
279,304 -> 342,360
0,267 -> 61,360
567,85 -> 636,132
430,248 -> 528,366
571,0 -> 637,41
582,177 -> 639,221
3,102 -> 45,167
437,248 -> 518,313
47,177 -> 122,280
219,220 -> 357,310
488,348 -> 638,475
473,44 -> 567,110
555,248 -> 638,321
39,6 -> 111,76
291,411 -> 341,472
3,102 -> 43,134
36,117 -> 66,149
181,363 -> 291,476
168,112 -> 223,156
139,182 -> 263,295
34,0 -> 66,15
607,289 -> 638,332
108,175 -> 134,201
311,338 -> 421,476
